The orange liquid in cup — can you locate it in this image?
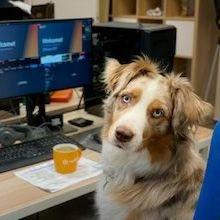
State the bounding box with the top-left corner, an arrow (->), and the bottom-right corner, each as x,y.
53,144 -> 82,174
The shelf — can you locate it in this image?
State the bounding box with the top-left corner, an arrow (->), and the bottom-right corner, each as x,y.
165,16 -> 195,21
173,57 -> 192,78
138,15 -> 164,20
138,0 -> 163,16
114,15 -> 137,18
110,15 -> 195,21
110,15 -> 195,22
113,15 -> 138,23
165,0 -> 195,17
113,0 -> 137,16
107,0 -> 218,101
175,55 -> 193,59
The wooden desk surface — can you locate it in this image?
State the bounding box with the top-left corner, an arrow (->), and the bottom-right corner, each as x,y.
0,150 -> 100,220
0,89 -> 83,125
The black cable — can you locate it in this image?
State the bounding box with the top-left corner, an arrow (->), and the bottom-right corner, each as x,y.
77,89 -> 85,110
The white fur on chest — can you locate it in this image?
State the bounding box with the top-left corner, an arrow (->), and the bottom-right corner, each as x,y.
101,140 -> 152,182
96,140 -> 152,220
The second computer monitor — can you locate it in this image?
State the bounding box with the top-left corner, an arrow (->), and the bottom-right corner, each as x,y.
0,18 -> 92,100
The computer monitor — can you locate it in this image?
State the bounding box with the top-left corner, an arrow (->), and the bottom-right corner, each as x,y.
0,18 -> 92,99
0,18 -> 92,125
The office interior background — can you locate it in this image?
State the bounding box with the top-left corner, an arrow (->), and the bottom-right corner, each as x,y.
0,0 -> 219,220
0,0 -> 219,119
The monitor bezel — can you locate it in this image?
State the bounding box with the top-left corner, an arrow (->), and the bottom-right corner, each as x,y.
0,18 -> 93,100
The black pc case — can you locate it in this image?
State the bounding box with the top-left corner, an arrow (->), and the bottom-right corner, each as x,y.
85,22 -> 176,110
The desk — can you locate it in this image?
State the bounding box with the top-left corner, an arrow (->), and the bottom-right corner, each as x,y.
0,149 -> 100,220
0,108 -> 103,220
0,107 -> 213,220
0,89 -> 83,125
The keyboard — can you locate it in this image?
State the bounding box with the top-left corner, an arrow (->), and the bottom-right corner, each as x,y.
0,133 -> 85,173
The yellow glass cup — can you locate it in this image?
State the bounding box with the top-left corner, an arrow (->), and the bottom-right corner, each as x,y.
53,144 -> 82,174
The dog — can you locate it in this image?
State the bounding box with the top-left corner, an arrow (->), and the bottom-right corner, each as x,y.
96,57 -> 213,220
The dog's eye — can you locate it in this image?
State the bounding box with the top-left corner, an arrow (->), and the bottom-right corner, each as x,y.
121,95 -> 131,104
152,109 -> 164,118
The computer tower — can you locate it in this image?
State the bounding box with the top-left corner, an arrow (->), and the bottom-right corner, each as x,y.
85,22 -> 176,110
93,22 -> 176,70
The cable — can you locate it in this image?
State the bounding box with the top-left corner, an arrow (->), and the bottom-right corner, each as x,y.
36,122 -> 62,133
0,100 -> 24,124
9,99 -> 23,125
76,89 -> 85,110
74,88 -> 81,99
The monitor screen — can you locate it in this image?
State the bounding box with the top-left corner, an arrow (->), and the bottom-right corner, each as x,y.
0,18 -> 92,99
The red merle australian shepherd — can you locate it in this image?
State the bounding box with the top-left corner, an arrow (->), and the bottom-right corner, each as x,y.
96,57 -> 213,220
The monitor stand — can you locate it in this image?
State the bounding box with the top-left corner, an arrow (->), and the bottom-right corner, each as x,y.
25,94 -> 47,127
25,94 -> 77,134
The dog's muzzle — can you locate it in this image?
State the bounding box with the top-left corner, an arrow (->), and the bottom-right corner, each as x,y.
115,126 -> 134,143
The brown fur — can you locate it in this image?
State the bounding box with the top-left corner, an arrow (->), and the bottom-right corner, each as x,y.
140,99 -> 173,162
166,73 -> 213,135
143,133 -> 174,163
104,56 -> 160,94
99,56 -> 213,220
111,142 -> 205,219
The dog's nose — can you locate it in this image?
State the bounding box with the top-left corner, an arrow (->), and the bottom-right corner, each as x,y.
115,126 -> 134,142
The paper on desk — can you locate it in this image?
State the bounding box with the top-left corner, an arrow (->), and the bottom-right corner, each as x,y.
14,158 -> 102,193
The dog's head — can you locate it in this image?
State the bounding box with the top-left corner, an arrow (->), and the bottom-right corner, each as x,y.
103,57 -> 213,162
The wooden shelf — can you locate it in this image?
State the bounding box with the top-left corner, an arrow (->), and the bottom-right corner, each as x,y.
175,55 -> 193,59
138,15 -> 164,20
114,15 -> 137,18
165,16 -> 195,21
137,0 -> 163,16
113,0 -> 137,17
113,15 -> 138,23
173,57 -> 192,78
106,0 -> 219,103
165,0 -> 195,17
110,15 -> 195,22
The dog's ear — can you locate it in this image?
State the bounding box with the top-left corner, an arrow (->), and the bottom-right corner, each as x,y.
104,56 -> 160,94
104,58 -> 122,93
167,74 -> 213,133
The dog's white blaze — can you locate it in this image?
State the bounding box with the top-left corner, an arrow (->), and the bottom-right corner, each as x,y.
108,77 -> 162,150
102,77 -> 163,180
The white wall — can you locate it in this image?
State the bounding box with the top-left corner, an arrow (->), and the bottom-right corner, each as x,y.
54,0 -> 98,21
27,0 -> 99,21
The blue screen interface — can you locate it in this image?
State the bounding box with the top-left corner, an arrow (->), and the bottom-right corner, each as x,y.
0,19 -> 92,99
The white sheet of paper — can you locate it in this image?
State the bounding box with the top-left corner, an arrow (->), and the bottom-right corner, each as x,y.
14,158 -> 102,193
